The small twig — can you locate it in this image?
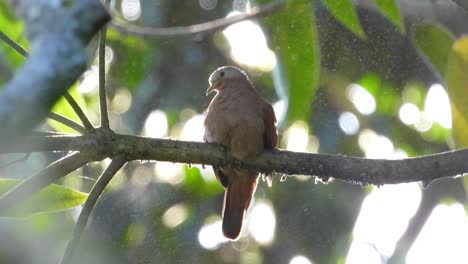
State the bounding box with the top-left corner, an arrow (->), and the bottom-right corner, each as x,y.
451,0 -> 468,13
0,30 -> 95,132
0,30 -> 28,57
98,0 -> 110,129
29,131 -> 68,136
63,92 -> 94,130
60,156 -> 127,264
110,0 -> 286,38
0,153 -> 30,169
0,152 -> 94,213
48,112 -> 85,133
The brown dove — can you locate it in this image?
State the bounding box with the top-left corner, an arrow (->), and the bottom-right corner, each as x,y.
204,66 -> 278,240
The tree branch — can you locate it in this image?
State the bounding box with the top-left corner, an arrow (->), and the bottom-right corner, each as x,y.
0,152 -> 97,213
110,0 -> 286,38
451,0 -> 468,13
2,132 -> 468,186
98,0 -> 110,129
0,28 -> 95,132
60,156 -> 127,264
47,112 -> 85,134
0,30 -> 28,57
0,0 -> 108,145
63,92 -> 94,130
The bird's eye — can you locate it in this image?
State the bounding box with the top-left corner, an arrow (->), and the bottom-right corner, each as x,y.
220,71 -> 225,77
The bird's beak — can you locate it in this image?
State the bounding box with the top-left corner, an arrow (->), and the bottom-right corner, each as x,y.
206,80 -> 223,96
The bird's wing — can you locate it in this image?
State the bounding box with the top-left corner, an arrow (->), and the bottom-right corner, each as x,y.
204,135 -> 229,188
263,103 -> 278,149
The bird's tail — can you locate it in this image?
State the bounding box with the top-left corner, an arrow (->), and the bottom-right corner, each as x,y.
222,175 -> 258,240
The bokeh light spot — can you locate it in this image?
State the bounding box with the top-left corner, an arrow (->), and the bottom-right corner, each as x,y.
290,255 -> 314,264
347,183 -> 421,262
144,110 -> 168,138
181,114 -> 205,142
248,201 -> 276,245
284,121 -> 309,152
424,83 -> 452,129
223,13 -> 276,71
154,162 -> 184,185
198,220 -> 227,250
199,0 -> 217,10
162,203 -> 188,229
407,203 -> 468,264
346,84 -> 376,115
339,112 -> 360,135
121,0 -> 141,21
399,103 -> 419,125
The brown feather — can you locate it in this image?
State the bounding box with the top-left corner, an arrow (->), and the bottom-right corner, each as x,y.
222,173 -> 258,239
204,66 -> 277,240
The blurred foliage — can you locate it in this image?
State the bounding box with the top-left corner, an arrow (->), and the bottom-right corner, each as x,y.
412,23 -> 455,81
322,0 -> 366,39
447,36 -> 468,148
107,29 -> 152,90
49,83 -> 87,133
0,0 -> 468,263
0,178 -> 87,217
373,0 -> 405,34
259,0 -> 320,123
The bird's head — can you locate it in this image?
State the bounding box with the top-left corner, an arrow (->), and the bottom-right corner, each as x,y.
206,66 -> 249,95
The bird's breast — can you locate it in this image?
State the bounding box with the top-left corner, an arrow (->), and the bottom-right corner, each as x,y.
204,94 -> 265,157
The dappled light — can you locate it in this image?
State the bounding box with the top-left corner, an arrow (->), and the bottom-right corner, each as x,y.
399,103 -> 419,126
347,183 -> 422,262
162,203 -> 189,229
154,161 -> 184,185
1,0 -> 467,263
358,129 -> 399,159
199,0 -> 218,11
407,203 -> 468,263
110,88 -> 132,114
247,200 -> 276,245
144,110 -> 168,138
282,121 -> 319,153
424,84 -> 452,129
121,0 -> 141,21
77,67 -> 99,94
289,255 -> 314,264
180,114 -> 205,142
223,12 -> 276,71
414,112 -> 432,133
346,83 -> 376,115
284,121 -> 309,152
198,219 -> 228,250
339,111 -> 360,135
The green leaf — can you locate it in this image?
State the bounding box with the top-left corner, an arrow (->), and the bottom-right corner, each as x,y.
446,36 -> 468,148
48,83 -> 88,133
412,23 -> 455,80
0,0 -> 29,69
259,0 -> 320,123
107,28 -> 150,90
373,0 -> 405,34
322,0 -> 366,39
183,166 -> 222,198
0,178 -> 87,217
